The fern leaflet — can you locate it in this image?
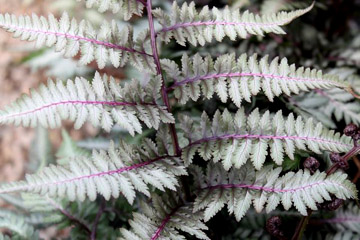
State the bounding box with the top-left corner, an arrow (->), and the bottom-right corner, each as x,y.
325,232 -> 360,240
0,215 -> 36,238
317,203 -> 360,234
163,53 -> 350,106
0,12 -> 155,71
291,69 -> 360,128
0,140 -> 186,203
192,163 -> 357,221
120,193 -> 209,240
154,1 -> 314,46
180,108 -> 352,170
0,73 -> 174,135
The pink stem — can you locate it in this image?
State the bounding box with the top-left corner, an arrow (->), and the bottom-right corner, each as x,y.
1,100 -> 155,121
167,72 -> 346,91
158,20 -> 288,34
326,145 -> 360,175
204,180 -> 351,193
1,24 -> 151,57
314,89 -> 358,120
318,217 -> 360,223
47,197 -> 91,233
146,0 -> 181,156
186,133 -> 352,149
151,207 -> 180,240
0,155 -> 173,194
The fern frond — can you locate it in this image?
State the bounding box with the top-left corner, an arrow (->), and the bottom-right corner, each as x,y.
0,213 -> 35,238
2,187 -> 86,227
0,140 -> 186,204
154,1 -> 314,46
192,163 -> 357,222
0,204 -> 61,228
319,203 -> 360,233
325,232 -> 360,240
0,73 -> 174,135
21,193 -> 63,214
120,193 -> 209,240
77,0 -> 144,20
180,108 -> 352,170
163,53 -> 349,106
0,193 -> 63,227
294,90 -> 360,129
0,13 -> 155,71
292,69 -> 360,128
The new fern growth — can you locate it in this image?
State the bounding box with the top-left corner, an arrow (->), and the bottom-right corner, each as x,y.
0,0 -> 359,239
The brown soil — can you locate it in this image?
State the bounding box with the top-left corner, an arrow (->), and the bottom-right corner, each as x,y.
0,0 -> 48,182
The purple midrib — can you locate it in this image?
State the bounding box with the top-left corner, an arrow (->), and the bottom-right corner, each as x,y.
187,133 -> 352,149
319,217 -> 360,223
158,2 -> 314,35
167,72 -> 346,90
315,89 -> 358,117
159,20 -> 287,33
204,180 -> 351,193
151,207 -> 180,240
0,100 -> 143,120
0,155 -> 172,194
1,23 -> 151,56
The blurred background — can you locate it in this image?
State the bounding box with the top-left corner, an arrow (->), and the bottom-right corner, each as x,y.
0,0 -> 51,183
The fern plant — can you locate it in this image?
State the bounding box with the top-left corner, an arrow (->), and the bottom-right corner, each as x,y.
0,0 -> 359,239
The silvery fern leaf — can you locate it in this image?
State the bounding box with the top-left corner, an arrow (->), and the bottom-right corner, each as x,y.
0,209 -> 51,229
0,140 -> 186,204
77,0 -> 144,20
192,163 -> 357,222
0,13 -> 155,72
294,90 -> 360,129
318,203 -> 360,234
179,108 -> 352,170
0,72 -> 174,135
21,193 -> 64,214
0,194 -> 63,225
291,68 -> 360,128
163,53 -> 350,106
325,232 -> 360,240
120,193 -> 209,240
0,213 -> 36,238
153,1 -> 314,46
331,35 -> 360,68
